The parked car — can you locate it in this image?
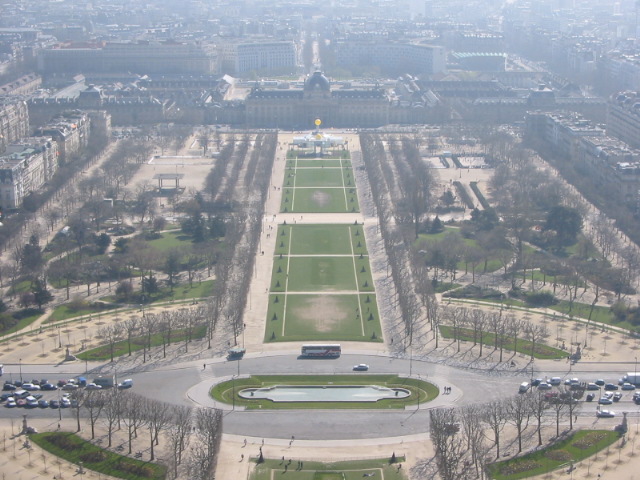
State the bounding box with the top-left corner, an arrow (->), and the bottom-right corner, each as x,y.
531,378 -> 543,387
352,364 -> 369,371
118,379 -> 133,389
16,398 -> 27,407
49,400 -> 59,409
537,382 -> 552,390
549,377 -> 562,386
40,383 -> 56,391
22,383 -> 40,391
598,397 -> 613,405
597,409 -> 616,418
0,393 -> 13,401
38,399 -> 49,408
2,384 -> 16,391
25,396 -> 38,408
586,383 -> 600,390
62,383 -> 78,391
604,383 -> 619,391
85,383 -> 102,390
586,393 -> 595,402
60,398 -> 71,408
613,392 -> 623,402
5,398 -> 16,408
594,379 -> 606,386
621,383 -> 636,391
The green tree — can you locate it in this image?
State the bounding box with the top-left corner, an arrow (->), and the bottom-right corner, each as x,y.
32,278 -> 53,309
544,206 -> 583,246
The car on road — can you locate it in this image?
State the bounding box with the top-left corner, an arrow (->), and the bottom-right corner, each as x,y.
604,383 -> 619,391
621,383 -> 636,391
49,400 -> 59,409
118,379 -> 133,389
594,379 -> 606,386
38,399 -> 49,408
597,410 -> 616,418
598,397 -> 613,405
353,364 -> 369,371
22,383 -> 40,391
85,383 -> 102,390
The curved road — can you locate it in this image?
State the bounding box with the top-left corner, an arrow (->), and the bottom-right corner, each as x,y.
5,354 -> 638,439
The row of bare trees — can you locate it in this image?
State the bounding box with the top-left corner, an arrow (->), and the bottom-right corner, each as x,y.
70,388 -> 222,480
429,389 -> 580,480
441,306 -> 548,361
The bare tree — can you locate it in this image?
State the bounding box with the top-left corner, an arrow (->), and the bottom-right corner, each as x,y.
83,390 -> 106,440
458,404 -> 488,478
167,405 -> 193,479
145,398 -> 171,461
102,388 -> 122,447
506,394 -> 532,453
430,408 -> 468,480
187,408 -> 224,480
122,392 -> 147,454
528,391 -> 549,446
482,399 -> 509,459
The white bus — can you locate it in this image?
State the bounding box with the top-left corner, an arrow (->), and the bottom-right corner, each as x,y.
300,344 -> 341,358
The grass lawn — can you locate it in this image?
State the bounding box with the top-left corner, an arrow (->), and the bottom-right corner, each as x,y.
287,256 -> 359,291
0,310 -> 43,336
293,168 -> 346,187
487,430 -> 620,480
250,458 -> 407,479
211,374 -> 437,410
281,187 -> 360,213
30,431 -> 166,480
286,159 -> 345,168
439,326 -> 566,360
265,293 -> 381,342
549,301 -> 615,325
47,303 -> 119,323
274,224 -> 368,256
416,228 -> 505,273
77,324 -> 207,361
145,230 -> 194,251
101,280 -> 215,304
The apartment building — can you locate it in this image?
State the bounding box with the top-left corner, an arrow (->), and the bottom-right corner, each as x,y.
0,98 -> 30,153
37,40 -> 217,75
335,41 -> 446,76
0,137 -> 58,209
218,41 -> 297,75
607,91 -> 640,149
35,110 -> 90,164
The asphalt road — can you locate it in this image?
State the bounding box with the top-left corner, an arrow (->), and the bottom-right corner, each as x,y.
3,355 -> 639,439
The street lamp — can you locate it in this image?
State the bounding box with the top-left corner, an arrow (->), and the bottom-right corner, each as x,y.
19,358 -> 22,383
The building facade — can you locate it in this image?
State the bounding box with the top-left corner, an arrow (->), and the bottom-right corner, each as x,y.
0,137 -> 58,209
0,98 -> 30,153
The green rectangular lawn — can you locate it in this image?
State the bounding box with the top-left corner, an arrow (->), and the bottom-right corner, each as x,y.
264,293 -> 382,342
281,187 -> 359,213
287,256 -> 358,291
294,168 -> 345,187
250,458 -> 406,480
273,224 -> 366,255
